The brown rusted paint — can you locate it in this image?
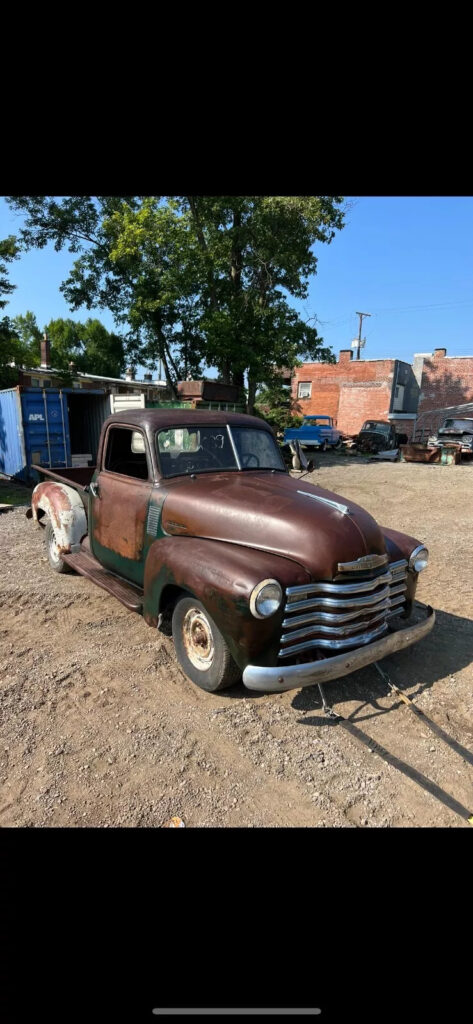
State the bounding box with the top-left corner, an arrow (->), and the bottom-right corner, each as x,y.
90,472 -> 151,561
160,471 -> 389,580
381,526 -> 424,564
400,443 -> 440,463
143,536 -> 311,670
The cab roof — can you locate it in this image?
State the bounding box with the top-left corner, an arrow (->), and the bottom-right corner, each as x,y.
105,408 -> 273,432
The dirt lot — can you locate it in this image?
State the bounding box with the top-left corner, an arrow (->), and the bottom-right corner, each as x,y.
1,458 -> 472,828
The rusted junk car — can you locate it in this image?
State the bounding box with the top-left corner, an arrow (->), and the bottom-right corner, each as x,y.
27,410 -> 434,694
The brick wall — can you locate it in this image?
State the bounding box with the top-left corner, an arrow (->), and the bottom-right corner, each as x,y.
292,352 -> 397,435
389,418 -> 416,440
337,381 -> 394,435
418,348 -> 473,414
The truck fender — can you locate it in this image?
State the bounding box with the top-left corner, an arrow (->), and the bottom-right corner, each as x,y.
143,536 -> 310,670
30,481 -> 87,555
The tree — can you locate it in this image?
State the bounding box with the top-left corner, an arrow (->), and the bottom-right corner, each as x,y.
0,236 -> 19,311
6,196 -> 345,408
43,317 -> 126,377
254,377 -> 304,436
0,317 -> 23,388
11,311 -> 42,366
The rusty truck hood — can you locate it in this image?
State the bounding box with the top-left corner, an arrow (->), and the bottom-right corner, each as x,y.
160,471 -> 387,579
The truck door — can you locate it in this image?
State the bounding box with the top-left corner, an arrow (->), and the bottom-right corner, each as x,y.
89,424 -> 152,586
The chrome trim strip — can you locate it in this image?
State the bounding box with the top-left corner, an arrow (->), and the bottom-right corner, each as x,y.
278,620 -> 389,657
280,610 -> 387,643
285,585 -> 396,613
282,599 -> 392,628
286,571 -> 394,598
226,425 -> 241,470
297,490 -> 351,515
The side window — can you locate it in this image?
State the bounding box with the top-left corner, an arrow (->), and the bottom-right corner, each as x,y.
104,427 -> 150,480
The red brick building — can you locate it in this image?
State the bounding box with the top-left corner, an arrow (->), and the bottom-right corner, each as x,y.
417,348 -> 473,413
291,350 -> 419,438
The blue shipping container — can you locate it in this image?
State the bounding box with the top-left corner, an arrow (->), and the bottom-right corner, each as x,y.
0,386 -> 107,482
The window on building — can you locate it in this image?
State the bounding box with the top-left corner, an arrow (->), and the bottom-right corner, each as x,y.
392,384 -> 405,411
298,381 -> 312,399
30,378 -> 40,388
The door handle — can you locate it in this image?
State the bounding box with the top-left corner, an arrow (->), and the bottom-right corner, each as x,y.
90,481 -> 100,499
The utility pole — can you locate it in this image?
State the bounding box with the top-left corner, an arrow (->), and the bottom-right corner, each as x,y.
355,311 -> 371,360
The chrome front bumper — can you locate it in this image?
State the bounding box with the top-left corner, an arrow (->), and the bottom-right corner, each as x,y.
242,604 -> 435,693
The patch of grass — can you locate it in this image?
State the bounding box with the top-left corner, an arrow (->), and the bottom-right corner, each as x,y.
0,480 -> 32,506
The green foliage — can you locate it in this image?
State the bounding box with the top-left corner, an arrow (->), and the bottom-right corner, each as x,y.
255,378 -> 304,435
0,236 -> 20,310
11,311 -> 42,366
43,317 -> 125,377
6,196 -> 345,405
0,316 -> 22,388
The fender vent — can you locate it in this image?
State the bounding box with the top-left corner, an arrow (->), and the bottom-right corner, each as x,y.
147,504 -> 161,536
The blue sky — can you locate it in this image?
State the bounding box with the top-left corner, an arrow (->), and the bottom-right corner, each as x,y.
2,196 -> 473,372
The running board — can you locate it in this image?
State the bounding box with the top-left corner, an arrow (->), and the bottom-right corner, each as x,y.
62,547 -> 143,612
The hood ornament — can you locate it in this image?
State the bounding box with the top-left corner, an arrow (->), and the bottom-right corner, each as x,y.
338,553 -> 388,572
297,490 -> 351,516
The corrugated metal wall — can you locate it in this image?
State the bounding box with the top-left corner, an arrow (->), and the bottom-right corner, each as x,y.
20,390 -> 71,473
0,388 -> 25,478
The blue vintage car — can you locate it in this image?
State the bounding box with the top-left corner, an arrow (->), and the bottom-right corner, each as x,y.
284,415 -> 342,450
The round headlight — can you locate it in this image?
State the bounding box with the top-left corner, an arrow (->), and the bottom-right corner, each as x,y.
409,545 -> 429,572
249,579 -> 283,619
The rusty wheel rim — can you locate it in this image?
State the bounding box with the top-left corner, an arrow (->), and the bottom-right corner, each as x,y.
182,608 -> 215,670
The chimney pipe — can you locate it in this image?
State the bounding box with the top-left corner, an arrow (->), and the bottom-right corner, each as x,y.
339,349 -> 353,364
125,367 -> 136,381
40,332 -> 51,369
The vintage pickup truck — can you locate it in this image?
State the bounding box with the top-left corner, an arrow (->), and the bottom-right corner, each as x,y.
27,409 -> 434,694
284,415 -> 342,451
429,417 -> 473,453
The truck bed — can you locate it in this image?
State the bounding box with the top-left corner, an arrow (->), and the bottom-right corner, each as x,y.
31,464 -> 95,491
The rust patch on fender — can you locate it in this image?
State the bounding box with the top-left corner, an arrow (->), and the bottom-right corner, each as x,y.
32,482 -> 74,535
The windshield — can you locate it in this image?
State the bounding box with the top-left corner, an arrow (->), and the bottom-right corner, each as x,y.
441,419 -> 473,431
156,424 -> 285,478
361,421 -> 390,434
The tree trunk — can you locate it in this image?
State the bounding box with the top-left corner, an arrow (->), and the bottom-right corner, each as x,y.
247,373 -> 257,415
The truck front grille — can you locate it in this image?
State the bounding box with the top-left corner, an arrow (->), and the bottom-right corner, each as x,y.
279,559 -> 408,659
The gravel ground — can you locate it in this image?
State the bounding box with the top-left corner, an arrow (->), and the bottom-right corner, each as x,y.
1,458 -> 472,828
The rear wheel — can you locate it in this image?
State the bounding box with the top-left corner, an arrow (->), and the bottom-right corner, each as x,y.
45,519 -> 71,574
172,595 -> 241,692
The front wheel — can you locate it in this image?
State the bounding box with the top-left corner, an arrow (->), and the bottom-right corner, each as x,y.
333,437 -> 342,450
320,439 -> 329,452
172,595 -> 241,692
